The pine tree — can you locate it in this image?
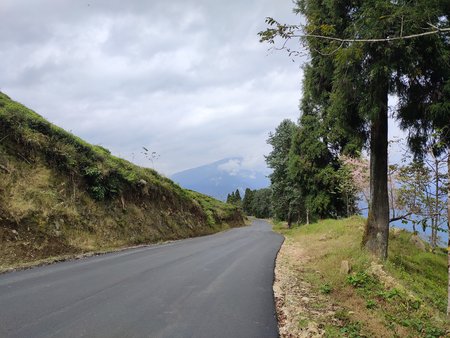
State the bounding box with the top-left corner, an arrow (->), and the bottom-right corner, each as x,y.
288,113 -> 342,220
226,192 -> 235,204
293,0 -> 448,259
242,188 -> 254,215
266,119 -> 297,222
234,189 -> 242,202
261,0 -> 448,259
250,188 -> 273,218
394,4 -> 449,310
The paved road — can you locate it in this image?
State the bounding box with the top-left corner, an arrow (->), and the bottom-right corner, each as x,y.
0,219 -> 283,338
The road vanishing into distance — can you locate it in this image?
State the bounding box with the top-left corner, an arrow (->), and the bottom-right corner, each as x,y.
0,219 -> 283,338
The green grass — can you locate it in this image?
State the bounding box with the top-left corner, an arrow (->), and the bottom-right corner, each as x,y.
0,92 -> 191,203
0,92 -> 244,270
386,231 -> 448,313
275,216 -> 449,337
0,91 -> 236,218
186,190 -> 242,227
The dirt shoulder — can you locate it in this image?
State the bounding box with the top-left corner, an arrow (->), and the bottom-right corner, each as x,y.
274,235 -> 345,337
272,217 -> 449,337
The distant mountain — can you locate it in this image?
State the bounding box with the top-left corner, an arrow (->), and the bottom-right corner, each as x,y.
171,158 -> 270,201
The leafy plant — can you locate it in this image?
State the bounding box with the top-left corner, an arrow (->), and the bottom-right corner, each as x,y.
89,185 -> 106,201
319,283 -> 332,294
347,272 -> 372,288
378,288 -> 400,300
340,322 -> 363,338
366,299 -> 377,309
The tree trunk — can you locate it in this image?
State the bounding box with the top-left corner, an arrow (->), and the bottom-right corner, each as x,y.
388,170 -> 396,220
287,209 -> 292,229
432,157 -> 439,250
431,218 -> 437,250
363,79 -> 389,260
346,192 -> 350,218
446,147 -> 450,316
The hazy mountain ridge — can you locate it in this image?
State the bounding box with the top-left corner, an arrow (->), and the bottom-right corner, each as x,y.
171,158 -> 270,201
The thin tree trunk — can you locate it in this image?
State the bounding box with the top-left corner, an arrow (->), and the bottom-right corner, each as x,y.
388,170 -> 396,220
390,182 -> 395,219
431,218 -> 437,249
433,157 -> 439,249
446,148 -> 450,316
347,192 -> 350,218
363,79 -> 389,260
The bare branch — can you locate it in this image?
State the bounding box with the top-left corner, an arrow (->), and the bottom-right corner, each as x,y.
287,28 -> 450,43
0,164 -> 10,173
17,152 -> 31,165
311,41 -> 345,56
259,18 -> 450,46
389,212 -> 413,223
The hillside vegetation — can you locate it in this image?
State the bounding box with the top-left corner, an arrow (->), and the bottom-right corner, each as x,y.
273,217 -> 449,337
0,92 -> 244,271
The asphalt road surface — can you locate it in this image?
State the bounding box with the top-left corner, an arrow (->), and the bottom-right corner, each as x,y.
0,219 -> 283,338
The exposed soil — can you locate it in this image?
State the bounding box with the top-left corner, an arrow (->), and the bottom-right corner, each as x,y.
273,237 -> 343,337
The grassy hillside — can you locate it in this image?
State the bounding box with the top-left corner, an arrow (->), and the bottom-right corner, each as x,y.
273,217 -> 449,337
0,92 -> 244,271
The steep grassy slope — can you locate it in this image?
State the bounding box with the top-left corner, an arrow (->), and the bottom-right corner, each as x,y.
273,217 -> 449,337
0,92 -> 244,270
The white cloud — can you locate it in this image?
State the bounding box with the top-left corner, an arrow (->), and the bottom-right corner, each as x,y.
0,0 -> 302,175
218,159 -> 242,176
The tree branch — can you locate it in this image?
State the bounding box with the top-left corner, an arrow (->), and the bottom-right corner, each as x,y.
259,18 -> 450,45
287,28 -> 450,43
389,212 -> 413,223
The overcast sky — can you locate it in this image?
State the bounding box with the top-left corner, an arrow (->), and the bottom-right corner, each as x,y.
0,0 -> 306,175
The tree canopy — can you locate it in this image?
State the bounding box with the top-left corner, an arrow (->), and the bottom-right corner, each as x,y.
261,0 -> 449,260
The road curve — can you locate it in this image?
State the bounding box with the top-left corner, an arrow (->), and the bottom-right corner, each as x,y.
0,219 -> 283,338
